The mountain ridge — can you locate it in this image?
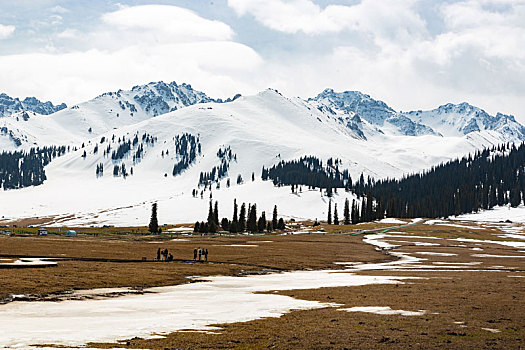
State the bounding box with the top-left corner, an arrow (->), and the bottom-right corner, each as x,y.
0,93 -> 67,117
0,83 -> 520,226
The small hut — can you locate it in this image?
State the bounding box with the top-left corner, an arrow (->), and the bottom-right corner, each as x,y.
37,228 -> 48,236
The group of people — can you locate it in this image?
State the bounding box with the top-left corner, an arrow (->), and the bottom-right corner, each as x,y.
193,247 -> 209,262
156,247 -> 173,262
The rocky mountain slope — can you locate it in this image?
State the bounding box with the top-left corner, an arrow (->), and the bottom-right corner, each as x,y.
0,93 -> 66,117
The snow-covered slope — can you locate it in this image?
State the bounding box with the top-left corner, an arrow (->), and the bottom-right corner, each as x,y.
0,88 -> 517,226
0,81 -> 235,150
0,93 -> 66,117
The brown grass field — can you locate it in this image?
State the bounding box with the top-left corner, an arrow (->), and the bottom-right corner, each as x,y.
1,219 -> 524,349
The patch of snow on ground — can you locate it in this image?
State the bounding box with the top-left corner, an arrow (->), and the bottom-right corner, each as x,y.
481,328 -> 501,333
414,252 -> 458,257
0,270 -> 414,348
471,254 -> 525,258
454,238 -> 525,249
378,218 -> 406,224
338,306 -> 426,316
424,220 -> 447,225
167,227 -> 193,232
432,262 -> 482,265
0,258 -> 57,267
454,205 -> 525,223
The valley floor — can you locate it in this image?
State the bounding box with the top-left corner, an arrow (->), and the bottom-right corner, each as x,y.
0,219 -> 524,349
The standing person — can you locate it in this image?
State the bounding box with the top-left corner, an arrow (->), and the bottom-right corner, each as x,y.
164,248 -> 169,262
193,248 -> 197,261
156,248 -> 161,261
198,247 -> 202,261
204,248 -> 208,262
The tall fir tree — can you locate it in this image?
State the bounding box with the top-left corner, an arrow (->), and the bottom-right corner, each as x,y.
148,202 -> 159,233
239,203 -> 246,232
214,201 -> 219,225
344,198 -> 350,225
207,201 -> 214,226
258,211 -> 266,232
247,204 -> 257,232
272,205 -> 278,229
333,203 -> 339,225
327,200 -> 332,225
351,199 -> 358,224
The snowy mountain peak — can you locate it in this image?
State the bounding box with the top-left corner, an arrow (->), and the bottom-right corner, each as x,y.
309,88 -> 396,126
404,102 -> 525,140
0,93 -> 66,117
92,80 -> 220,118
307,89 -> 439,138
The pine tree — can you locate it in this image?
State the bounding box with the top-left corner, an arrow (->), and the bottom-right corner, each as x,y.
510,185 -> 521,207
194,221 -> 200,233
233,199 -> 238,223
247,204 -> 257,232
207,201 -> 214,226
272,205 -> 278,229
214,201 -> 219,225
221,218 -> 230,231
333,203 -> 339,225
327,201 -> 332,225
351,199 -> 358,224
148,203 -> 159,233
344,198 -> 350,225
257,211 -> 266,232
239,203 -> 246,232
277,218 -> 285,230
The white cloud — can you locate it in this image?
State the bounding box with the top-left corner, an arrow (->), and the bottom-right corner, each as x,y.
249,0 -> 525,120
102,5 -> 234,42
57,29 -> 78,39
1,1 -> 524,123
228,0 -> 427,44
0,5 -> 261,104
0,24 -> 15,39
51,5 -> 69,14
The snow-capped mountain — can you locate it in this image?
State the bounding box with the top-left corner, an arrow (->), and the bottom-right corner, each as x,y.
0,82 -> 524,226
308,89 -> 439,138
308,89 -> 525,141
0,81 -> 239,150
0,93 -> 66,117
402,102 -> 525,141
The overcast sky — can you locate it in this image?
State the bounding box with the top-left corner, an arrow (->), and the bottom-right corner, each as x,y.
0,0 -> 524,121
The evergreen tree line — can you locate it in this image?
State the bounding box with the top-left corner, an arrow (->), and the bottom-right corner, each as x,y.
354,142 -> 525,219
0,146 -> 67,190
172,133 -> 200,176
261,156 -> 350,191
194,200 -> 286,234
198,146 -> 237,186
326,196 -> 384,225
